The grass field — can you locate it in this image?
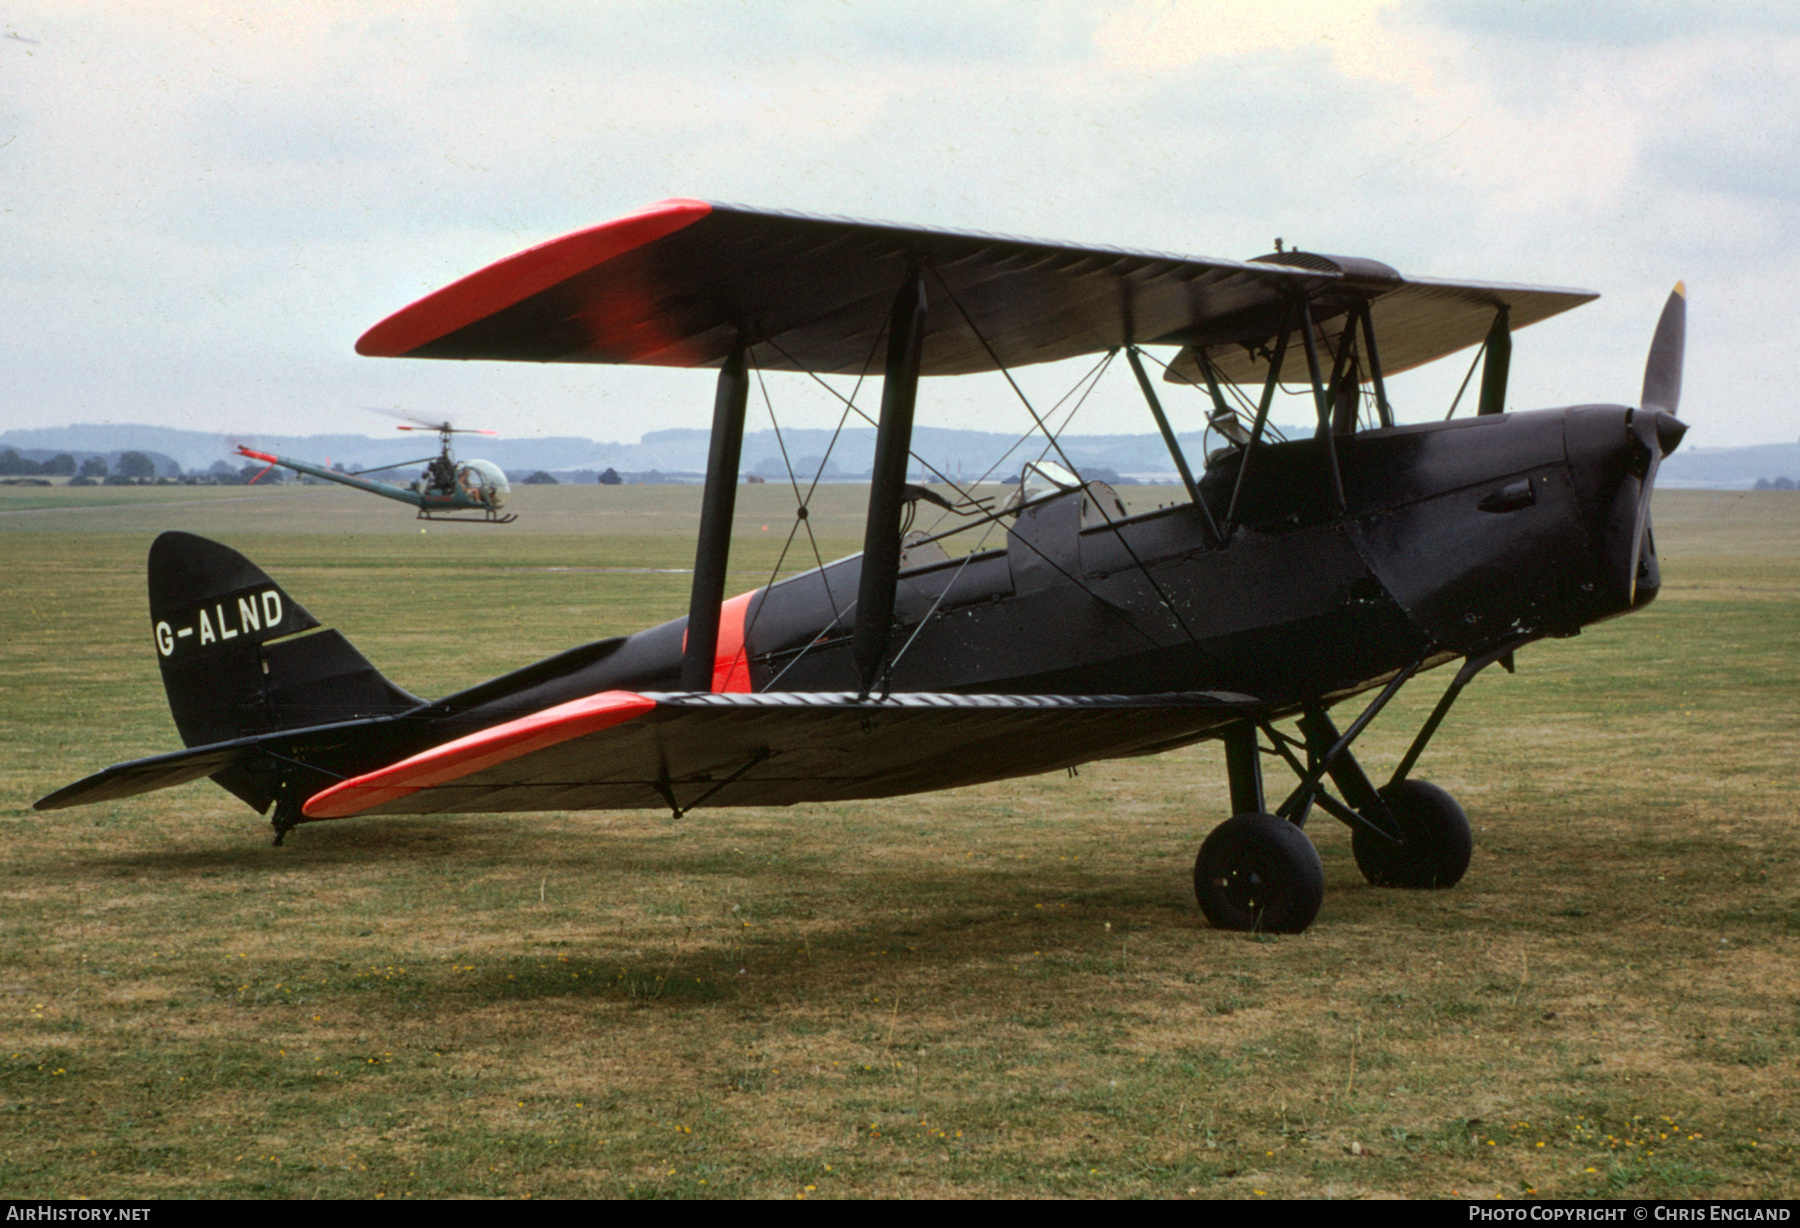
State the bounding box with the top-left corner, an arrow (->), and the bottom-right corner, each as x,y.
1,483 -> 1795,1199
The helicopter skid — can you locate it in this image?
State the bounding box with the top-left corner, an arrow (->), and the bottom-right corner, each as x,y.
416,511 -> 518,525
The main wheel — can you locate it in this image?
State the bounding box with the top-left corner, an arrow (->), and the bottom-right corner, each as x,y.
1351,779 -> 1472,889
1194,813 -> 1324,933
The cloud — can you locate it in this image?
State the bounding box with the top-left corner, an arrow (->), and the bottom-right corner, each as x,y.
1,0 -> 1793,445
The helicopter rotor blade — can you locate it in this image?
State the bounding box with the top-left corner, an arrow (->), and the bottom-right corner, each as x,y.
393,424 -> 498,436
369,406 -> 452,431
371,407 -> 498,436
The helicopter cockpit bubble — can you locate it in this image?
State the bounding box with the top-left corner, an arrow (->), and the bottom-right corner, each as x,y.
456,459 -> 511,509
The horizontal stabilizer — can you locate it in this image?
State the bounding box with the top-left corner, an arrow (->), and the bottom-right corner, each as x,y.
32,714 -> 402,812
302,689 -> 1265,821
34,744 -> 263,811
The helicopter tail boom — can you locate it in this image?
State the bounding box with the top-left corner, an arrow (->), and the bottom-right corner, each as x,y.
234,446 -> 427,508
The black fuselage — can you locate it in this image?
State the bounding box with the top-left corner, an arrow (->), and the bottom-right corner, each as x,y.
39,402 -> 1679,827
430,404 -> 1667,733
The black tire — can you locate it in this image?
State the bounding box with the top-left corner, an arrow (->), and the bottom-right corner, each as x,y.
1194,813 -> 1324,933
1351,779 -> 1472,889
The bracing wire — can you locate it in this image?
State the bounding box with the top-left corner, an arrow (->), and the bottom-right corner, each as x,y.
925,269 -> 1197,643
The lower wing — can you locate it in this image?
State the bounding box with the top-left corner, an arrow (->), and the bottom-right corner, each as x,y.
302,690 -> 1266,821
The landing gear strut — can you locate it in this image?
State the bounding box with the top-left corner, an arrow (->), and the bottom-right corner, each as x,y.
1193,723 -> 1323,933
1193,643 -> 1519,933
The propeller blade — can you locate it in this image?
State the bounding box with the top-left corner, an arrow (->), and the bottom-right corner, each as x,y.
1622,283 -> 1690,602
1640,282 -> 1685,416
1623,436 -> 1661,605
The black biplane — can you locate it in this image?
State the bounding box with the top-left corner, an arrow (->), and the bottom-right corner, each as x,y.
36,200 -> 1687,934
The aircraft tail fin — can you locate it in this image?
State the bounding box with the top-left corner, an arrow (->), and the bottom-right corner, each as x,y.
148,532 -> 422,750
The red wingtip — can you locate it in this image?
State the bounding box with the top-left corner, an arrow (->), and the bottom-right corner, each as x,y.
301,690 -> 657,818
236,446 -> 278,464
355,199 -> 714,358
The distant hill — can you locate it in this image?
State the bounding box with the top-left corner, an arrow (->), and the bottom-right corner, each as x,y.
1657,442 -> 1800,489
0,422 -> 1257,482
5,422 -> 1795,488
0,424 -> 616,478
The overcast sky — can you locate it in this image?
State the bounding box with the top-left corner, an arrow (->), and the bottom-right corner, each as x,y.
5,1 -> 1795,450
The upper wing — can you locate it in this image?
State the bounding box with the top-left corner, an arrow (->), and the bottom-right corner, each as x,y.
1166,273 -> 1599,385
355,200 -> 1335,376
302,689 -> 1265,820
356,201 -> 1595,381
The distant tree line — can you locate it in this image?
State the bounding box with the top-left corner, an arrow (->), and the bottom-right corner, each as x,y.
0,447 -> 290,487
1753,476 -> 1796,490
0,449 -> 76,476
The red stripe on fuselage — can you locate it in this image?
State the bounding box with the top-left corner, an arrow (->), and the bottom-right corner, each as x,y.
301,690 -> 657,819
713,591 -> 754,693
677,590 -> 757,693
355,199 -> 713,358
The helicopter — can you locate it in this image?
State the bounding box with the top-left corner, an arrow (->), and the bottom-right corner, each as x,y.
236,416 -> 515,524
